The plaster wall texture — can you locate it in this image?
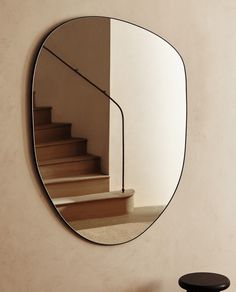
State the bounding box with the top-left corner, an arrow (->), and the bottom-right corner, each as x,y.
0,1 -> 235,291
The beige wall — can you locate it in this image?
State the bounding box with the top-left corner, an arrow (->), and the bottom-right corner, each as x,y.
0,1 -> 236,291
34,17 -> 110,173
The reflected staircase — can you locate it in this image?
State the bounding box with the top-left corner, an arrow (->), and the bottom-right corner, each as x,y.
33,106 -> 134,223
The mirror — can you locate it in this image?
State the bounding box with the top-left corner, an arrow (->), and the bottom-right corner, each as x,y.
32,16 -> 186,245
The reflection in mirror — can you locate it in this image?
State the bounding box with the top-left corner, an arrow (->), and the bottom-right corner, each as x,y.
32,16 -> 186,245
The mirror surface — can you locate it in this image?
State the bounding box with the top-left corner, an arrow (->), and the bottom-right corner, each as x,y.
32,16 -> 186,245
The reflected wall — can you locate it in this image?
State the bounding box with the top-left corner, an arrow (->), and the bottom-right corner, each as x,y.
110,19 -> 186,207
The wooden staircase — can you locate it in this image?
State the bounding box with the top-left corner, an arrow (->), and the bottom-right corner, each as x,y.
33,106 -> 134,222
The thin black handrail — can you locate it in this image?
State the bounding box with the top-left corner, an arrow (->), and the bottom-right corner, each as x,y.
43,45 -> 125,193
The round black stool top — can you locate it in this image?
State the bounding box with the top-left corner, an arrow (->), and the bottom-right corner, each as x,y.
178,272 -> 230,291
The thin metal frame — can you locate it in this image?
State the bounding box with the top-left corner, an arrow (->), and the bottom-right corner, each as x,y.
29,16 -> 188,246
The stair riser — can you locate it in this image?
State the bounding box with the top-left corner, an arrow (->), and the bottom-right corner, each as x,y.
34,109 -> 51,125
39,159 -> 100,179
57,196 -> 134,221
46,178 -> 109,198
35,125 -> 71,144
36,141 -> 87,161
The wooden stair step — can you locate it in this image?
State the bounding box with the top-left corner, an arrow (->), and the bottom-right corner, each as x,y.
44,174 -> 110,198
53,189 -> 134,221
34,123 -> 71,144
70,206 -> 165,230
38,154 -> 101,179
33,107 -> 52,125
36,138 -> 87,161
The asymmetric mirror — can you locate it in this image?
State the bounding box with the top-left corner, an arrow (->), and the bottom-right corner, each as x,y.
32,16 -> 186,245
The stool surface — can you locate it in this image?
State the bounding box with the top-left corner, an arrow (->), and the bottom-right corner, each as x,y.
179,272 -> 230,291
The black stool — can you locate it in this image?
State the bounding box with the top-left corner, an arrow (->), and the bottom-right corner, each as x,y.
178,272 -> 230,292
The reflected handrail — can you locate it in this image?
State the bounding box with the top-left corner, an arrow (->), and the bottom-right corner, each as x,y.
42,45 -> 125,193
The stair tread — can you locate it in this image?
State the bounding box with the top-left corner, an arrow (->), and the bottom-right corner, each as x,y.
53,189 -> 135,206
45,174 -> 110,184
35,122 -> 71,130
36,137 -> 87,147
34,107 -> 52,111
39,154 -> 100,166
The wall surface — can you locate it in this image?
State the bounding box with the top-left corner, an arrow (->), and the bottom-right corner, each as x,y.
34,17 -> 110,173
0,1 -> 236,292
110,19 -> 186,207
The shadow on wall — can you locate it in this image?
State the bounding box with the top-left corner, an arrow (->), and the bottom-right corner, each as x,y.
123,281 -> 161,292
